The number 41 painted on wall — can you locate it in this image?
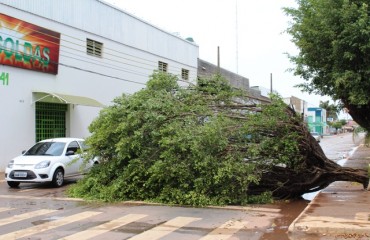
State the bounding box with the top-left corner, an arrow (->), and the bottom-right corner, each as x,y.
0,72 -> 9,86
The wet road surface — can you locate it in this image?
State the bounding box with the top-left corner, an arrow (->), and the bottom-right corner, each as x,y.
0,177 -> 307,239
0,180 -> 284,239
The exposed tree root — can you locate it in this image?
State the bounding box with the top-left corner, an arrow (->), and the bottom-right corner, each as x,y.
247,107 -> 369,199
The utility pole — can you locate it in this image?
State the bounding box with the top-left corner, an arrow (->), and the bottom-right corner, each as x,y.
235,0 -> 239,74
270,73 -> 273,97
217,46 -> 220,74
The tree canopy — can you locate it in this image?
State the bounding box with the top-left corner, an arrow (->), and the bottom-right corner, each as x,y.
285,0 -> 370,131
67,72 -> 369,206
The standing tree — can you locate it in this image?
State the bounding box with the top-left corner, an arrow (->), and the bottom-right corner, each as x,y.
329,120 -> 347,134
319,100 -> 339,121
285,0 -> 370,132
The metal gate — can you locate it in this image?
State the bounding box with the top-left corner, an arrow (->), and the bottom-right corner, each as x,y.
35,102 -> 67,142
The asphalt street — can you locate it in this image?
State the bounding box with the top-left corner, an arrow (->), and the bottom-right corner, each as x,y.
0,179 -> 285,239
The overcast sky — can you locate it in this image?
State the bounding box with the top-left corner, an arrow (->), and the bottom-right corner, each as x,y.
105,0 -> 332,108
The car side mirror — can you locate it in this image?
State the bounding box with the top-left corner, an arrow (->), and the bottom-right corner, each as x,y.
22,150 -> 26,154
66,150 -> 75,156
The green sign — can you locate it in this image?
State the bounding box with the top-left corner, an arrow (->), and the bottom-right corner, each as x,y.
0,72 -> 9,85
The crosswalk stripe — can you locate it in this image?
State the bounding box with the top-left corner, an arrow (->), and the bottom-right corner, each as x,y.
129,216 -> 201,240
60,214 -> 147,240
0,207 -> 13,213
0,211 -> 101,240
199,220 -> 248,240
0,209 -> 57,227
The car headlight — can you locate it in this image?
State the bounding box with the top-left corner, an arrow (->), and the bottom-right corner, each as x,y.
35,160 -> 51,169
7,160 -> 14,169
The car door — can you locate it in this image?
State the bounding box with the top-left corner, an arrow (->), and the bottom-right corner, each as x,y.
64,141 -> 83,176
77,140 -> 92,172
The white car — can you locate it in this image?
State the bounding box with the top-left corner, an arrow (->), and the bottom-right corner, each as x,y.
5,138 -> 98,188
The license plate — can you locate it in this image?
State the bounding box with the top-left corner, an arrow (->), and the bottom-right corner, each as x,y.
14,171 -> 27,178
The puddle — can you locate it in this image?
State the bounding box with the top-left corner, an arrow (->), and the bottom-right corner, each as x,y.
261,199 -> 309,240
114,221 -> 160,234
302,191 -> 319,201
32,216 -> 63,225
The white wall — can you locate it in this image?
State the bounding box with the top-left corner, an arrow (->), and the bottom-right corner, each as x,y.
0,65 -> 38,169
0,2 -> 199,171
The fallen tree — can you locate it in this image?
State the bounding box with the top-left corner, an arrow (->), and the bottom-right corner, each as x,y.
68,73 -> 369,205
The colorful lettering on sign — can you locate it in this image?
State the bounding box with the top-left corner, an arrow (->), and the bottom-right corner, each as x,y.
0,13 -> 60,74
0,37 -> 50,65
0,72 -> 9,85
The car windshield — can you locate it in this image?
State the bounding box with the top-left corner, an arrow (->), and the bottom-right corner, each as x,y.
24,142 -> 66,156
78,141 -> 88,150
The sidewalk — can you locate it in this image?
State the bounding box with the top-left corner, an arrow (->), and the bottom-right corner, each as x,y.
288,144 -> 370,239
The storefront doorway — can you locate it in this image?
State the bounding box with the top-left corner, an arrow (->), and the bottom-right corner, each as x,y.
35,102 -> 67,142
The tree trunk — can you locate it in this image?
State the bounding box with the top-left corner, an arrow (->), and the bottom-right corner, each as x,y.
344,101 -> 370,132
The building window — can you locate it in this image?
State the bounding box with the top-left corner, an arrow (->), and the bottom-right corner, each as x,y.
181,68 -> 189,80
87,38 -> 103,57
158,61 -> 168,72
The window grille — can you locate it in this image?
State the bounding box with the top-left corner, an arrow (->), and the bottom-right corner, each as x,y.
181,69 -> 189,80
87,38 -> 103,57
158,61 -> 168,72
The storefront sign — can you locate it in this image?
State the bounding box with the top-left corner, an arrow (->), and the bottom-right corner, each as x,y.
0,72 -> 9,85
0,13 -> 60,74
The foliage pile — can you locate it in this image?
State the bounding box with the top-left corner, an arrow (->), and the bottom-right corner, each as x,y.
68,73 -> 298,205
68,72 -> 369,206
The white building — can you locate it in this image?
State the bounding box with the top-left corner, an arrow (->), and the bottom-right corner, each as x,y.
0,0 -> 198,170
283,96 -> 308,117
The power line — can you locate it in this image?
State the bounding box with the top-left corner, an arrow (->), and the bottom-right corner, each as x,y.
0,45 -> 193,87
0,29 -> 193,82
235,0 -> 239,74
59,62 -> 146,86
59,52 -> 149,78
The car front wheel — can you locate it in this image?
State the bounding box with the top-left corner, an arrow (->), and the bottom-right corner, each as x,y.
51,168 -> 64,187
7,181 -> 20,188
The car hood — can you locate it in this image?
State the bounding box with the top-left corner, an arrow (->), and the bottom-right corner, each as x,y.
12,155 -> 59,165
